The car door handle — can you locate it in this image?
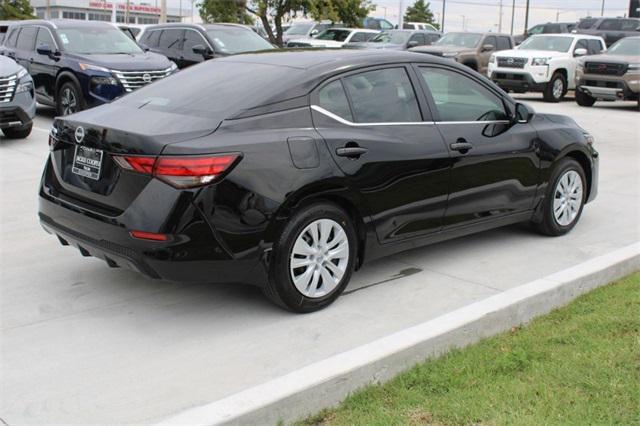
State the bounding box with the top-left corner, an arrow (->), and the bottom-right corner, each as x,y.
336,146 -> 368,158
450,140 -> 473,152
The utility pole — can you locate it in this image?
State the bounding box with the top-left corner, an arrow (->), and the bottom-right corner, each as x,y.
510,0 -> 515,35
179,0 -> 183,22
441,0 -> 446,32
600,0 -> 605,16
498,0 -> 503,32
160,0 -> 167,23
523,0 -> 530,35
398,0 -> 404,30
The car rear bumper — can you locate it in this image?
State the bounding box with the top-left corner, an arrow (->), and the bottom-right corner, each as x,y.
38,162 -> 267,285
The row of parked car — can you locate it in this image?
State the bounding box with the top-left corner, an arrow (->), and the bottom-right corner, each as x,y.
0,16 -> 638,140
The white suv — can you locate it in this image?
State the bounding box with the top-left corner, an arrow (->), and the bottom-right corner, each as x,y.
488,34 -> 606,102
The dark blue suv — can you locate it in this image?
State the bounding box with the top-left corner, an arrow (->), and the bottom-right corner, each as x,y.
1,20 -> 176,116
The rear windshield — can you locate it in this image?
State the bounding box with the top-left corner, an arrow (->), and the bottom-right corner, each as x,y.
370,31 -> 410,45
118,60 -> 301,119
285,23 -> 314,36
518,35 -> 573,52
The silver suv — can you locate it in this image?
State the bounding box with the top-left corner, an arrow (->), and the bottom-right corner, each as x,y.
0,55 -> 35,139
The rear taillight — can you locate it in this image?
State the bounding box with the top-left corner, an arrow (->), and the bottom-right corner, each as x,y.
113,153 -> 240,188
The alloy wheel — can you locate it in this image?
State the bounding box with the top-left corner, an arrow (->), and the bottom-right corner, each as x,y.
289,218 -> 349,298
553,170 -> 583,226
61,88 -> 77,116
552,78 -> 564,100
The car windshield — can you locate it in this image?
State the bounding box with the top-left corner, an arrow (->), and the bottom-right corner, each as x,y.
206,27 -> 274,54
435,33 -> 482,48
518,35 -> 573,52
57,27 -> 143,54
315,29 -> 351,42
607,38 -> 640,55
285,23 -> 314,36
370,31 -> 410,44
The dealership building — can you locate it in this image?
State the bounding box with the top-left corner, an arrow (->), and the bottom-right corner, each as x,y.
31,0 -> 188,25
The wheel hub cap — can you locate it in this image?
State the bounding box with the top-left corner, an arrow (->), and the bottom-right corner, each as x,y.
290,218 -> 349,298
553,170 -> 583,226
553,79 -> 564,99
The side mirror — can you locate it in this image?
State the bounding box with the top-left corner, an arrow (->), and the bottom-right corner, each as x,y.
482,44 -> 495,52
574,47 -> 588,57
139,43 -> 150,52
515,102 -> 535,123
407,40 -> 419,48
310,29 -> 319,36
192,44 -> 213,59
36,44 -> 53,56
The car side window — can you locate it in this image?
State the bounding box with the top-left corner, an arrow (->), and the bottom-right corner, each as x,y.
587,39 -> 603,54
409,33 -> 426,45
496,36 -> 511,50
427,33 -> 441,44
35,28 -> 55,51
144,30 -> 161,47
420,67 -> 508,122
343,68 -> 422,123
5,28 -> 19,48
621,19 -> 640,31
380,20 -> 394,30
598,19 -> 622,30
318,80 -> 353,121
483,35 -> 497,49
183,29 -> 206,58
575,39 -> 589,53
16,26 -> 37,51
528,25 -> 544,35
158,29 -> 183,50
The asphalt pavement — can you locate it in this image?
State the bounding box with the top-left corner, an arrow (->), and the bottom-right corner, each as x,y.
1,96 -> 638,424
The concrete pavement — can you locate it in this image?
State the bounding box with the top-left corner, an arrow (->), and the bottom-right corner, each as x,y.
1,97 -> 638,424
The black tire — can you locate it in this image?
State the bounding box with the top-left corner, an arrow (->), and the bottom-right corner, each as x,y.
575,89 -> 596,107
2,123 -> 32,139
56,81 -> 86,116
543,72 -> 567,103
533,158 -> 587,236
263,202 -> 357,313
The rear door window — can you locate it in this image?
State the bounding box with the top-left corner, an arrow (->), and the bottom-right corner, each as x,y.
318,80 -> 353,121
620,19 -> 639,30
342,67 -> 422,123
16,26 -> 37,51
578,18 -> 598,29
598,19 -> 622,30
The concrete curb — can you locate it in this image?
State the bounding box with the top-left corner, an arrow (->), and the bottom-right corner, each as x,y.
158,242 -> 640,426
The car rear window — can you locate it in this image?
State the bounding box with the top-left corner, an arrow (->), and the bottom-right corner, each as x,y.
118,60 -> 304,119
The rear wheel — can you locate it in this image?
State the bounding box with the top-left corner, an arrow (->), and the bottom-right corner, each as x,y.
263,202 -> 357,313
2,123 -> 32,139
576,90 -> 596,107
533,158 -> 586,236
57,81 -> 85,116
543,72 -> 566,103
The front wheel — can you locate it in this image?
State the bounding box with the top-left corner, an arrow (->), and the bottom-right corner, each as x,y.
2,123 -> 32,139
576,90 -> 596,107
264,202 -> 357,313
57,81 -> 85,116
543,72 -> 566,103
533,158 -> 586,236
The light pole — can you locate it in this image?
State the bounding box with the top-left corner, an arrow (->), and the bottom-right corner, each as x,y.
510,0 -> 515,35
600,0 -> 605,16
441,0 -> 446,32
523,0 -> 530,35
498,0 -> 503,33
398,0 -> 404,30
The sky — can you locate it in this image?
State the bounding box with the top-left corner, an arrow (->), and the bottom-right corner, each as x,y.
169,0 -> 632,33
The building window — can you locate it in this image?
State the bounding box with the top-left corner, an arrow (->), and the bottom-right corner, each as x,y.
88,12 -> 111,21
62,11 -> 86,20
137,17 -> 159,24
116,13 -> 135,23
36,10 -> 45,18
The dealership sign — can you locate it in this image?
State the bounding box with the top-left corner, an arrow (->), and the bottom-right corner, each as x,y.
88,2 -> 161,13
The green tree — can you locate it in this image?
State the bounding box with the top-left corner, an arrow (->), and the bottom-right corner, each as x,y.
199,0 -> 253,25
0,0 -> 36,20
403,0 -> 436,25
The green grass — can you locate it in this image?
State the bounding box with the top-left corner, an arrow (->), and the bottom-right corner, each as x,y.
300,273 -> 640,426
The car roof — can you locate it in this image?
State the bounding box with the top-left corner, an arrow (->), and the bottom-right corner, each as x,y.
529,33 -> 604,40
444,31 -> 512,37
9,19 -> 120,29
324,28 -> 379,33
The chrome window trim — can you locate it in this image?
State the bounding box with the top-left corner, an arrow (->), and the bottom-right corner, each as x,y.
311,105 -> 511,126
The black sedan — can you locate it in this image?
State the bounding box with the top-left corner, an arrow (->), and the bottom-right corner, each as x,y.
39,50 -> 599,312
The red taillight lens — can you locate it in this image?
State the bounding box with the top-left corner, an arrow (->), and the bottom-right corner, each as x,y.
113,153 -> 240,188
129,230 -> 168,241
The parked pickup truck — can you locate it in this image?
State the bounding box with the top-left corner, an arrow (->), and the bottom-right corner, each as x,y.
488,34 -> 606,102
575,36 -> 640,109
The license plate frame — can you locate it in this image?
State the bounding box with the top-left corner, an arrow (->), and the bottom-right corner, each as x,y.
71,145 -> 104,181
